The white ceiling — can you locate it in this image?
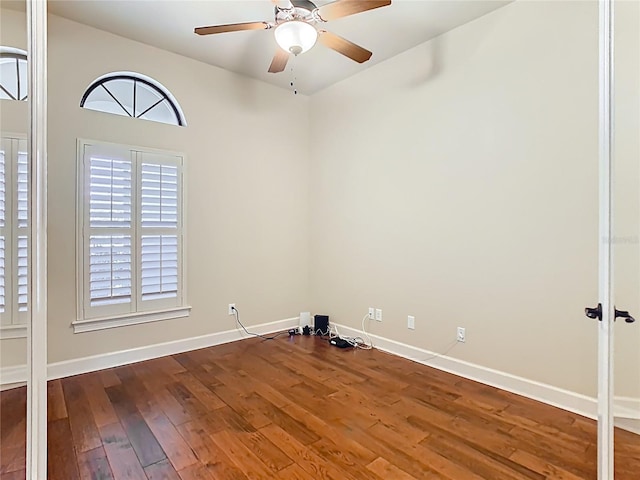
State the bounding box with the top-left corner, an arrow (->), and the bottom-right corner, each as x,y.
45,0 -> 511,95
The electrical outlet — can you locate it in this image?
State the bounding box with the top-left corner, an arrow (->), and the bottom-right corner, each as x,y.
368,307 -> 375,320
407,315 -> 415,330
457,327 -> 466,343
375,308 -> 382,322
228,303 -> 236,315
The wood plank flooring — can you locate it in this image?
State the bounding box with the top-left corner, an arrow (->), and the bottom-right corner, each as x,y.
1,335 -> 639,479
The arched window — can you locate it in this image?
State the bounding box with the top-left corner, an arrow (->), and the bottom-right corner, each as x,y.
80,72 -> 186,126
0,47 -> 28,101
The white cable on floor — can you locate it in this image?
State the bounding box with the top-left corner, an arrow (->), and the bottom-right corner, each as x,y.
329,314 -> 373,349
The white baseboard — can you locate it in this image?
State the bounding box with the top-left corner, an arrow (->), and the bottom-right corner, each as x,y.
615,418 -> 640,436
0,316 -> 299,391
334,323 -> 640,433
0,365 -> 29,391
615,396 -> 640,420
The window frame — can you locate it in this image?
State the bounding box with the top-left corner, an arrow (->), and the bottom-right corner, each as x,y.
0,133 -> 30,339
80,72 -> 186,127
0,48 -> 28,102
74,139 -> 190,334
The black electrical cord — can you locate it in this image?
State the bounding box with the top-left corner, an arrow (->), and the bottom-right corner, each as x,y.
232,307 -> 289,341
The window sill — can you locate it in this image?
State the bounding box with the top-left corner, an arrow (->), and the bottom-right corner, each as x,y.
0,324 -> 28,339
72,306 -> 191,334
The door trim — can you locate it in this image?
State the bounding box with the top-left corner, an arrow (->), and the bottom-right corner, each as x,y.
597,0 -> 615,478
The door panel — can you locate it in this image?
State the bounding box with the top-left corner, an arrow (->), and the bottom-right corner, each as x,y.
613,0 -> 640,473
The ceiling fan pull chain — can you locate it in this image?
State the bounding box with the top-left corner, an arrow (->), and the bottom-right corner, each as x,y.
289,62 -> 298,95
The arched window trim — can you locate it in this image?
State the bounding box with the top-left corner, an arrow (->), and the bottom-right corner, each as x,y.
0,46 -> 28,101
80,71 -> 187,127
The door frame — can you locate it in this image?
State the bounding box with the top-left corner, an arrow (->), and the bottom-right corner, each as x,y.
26,0 -> 48,478
597,0 -> 615,478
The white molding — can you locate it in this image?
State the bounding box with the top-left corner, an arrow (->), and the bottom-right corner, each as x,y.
0,46 -> 28,56
0,365 -> 28,391
72,306 -> 192,333
53,316 -> 298,379
615,418 -> 640,436
0,324 -> 27,339
333,323 -> 639,434
0,316 -> 299,389
614,396 -> 640,420
27,0 -> 49,477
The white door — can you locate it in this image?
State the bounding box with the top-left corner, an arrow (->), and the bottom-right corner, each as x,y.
591,1 -> 640,478
611,0 -> 640,476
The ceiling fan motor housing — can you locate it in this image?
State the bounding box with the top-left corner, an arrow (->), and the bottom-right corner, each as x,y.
276,1 -> 316,23
290,0 -> 318,12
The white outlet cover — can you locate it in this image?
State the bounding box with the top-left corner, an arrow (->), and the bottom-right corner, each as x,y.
408,315 -> 415,330
368,307 -> 375,319
375,308 -> 382,322
457,327 -> 466,342
228,303 -> 236,315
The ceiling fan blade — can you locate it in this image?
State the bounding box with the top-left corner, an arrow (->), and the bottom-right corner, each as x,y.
318,30 -> 372,63
268,48 -> 289,73
315,0 -> 391,22
194,22 -> 270,36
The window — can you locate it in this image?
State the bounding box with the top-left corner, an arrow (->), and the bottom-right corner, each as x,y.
0,47 -> 28,101
0,135 -> 29,338
75,140 -> 189,333
80,72 -> 186,126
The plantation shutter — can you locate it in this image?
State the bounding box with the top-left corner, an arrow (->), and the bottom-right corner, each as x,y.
0,137 -> 29,326
80,142 -> 183,321
16,146 -> 28,315
85,146 -> 133,315
0,145 -> 6,318
139,156 -> 180,306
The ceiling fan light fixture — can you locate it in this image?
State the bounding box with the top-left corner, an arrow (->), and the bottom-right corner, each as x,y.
274,21 -> 317,56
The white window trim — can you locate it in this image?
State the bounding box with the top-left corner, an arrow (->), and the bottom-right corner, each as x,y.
80,71 -> 187,126
74,138 -> 189,333
71,306 -> 191,333
0,47 -> 28,102
0,323 -> 27,339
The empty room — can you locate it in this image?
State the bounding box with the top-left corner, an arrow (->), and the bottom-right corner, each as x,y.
1,0 -> 639,478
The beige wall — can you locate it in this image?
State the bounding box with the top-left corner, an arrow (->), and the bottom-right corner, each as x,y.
309,0 -> 638,399
1,8 -> 311,364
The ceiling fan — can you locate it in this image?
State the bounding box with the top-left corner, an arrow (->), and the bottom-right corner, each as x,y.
194,0 -> 392,73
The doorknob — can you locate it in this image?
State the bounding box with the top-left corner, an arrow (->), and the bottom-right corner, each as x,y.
584,303 -> 635,323
585,303 -> 602,320
614,308 -> 636,323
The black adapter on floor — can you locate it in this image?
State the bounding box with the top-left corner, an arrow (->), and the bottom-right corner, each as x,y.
330,337 -> 352,349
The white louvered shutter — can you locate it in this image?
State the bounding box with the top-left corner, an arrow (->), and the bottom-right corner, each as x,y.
0,145 -> 6,319
80,142 -> 183,321
16,146 -> 28,316
139,157 -> 181,307
0,137 -> 29,326
85,146 -> 133,316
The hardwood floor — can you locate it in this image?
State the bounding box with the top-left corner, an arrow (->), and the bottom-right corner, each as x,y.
1,335 -> 639,479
